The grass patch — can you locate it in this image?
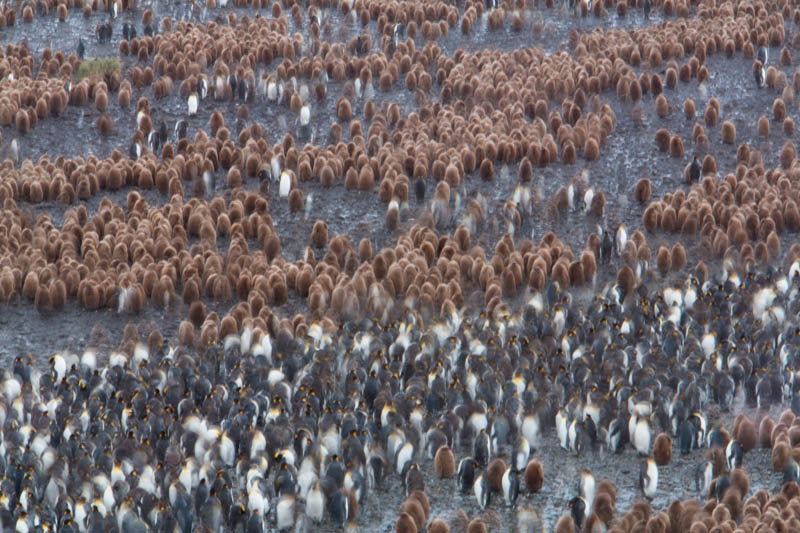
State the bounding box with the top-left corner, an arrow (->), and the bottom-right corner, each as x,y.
76,57 -> 120,83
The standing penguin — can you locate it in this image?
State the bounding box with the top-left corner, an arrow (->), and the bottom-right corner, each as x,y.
174,120 -> 188,141
726,440 -> 743,471
474,472 -> 490,510
758,45 -> 768,66
568,496 -> 588,529
473,429 -> 492,467
187,92 -> 198,116
556,408 -> 570,450
298,103 -> 311,140
328,490 -> 350,526
457,457 -> 478,493
502,465 -> 520,507
632,415 -> 652,456
679,418 -> 697,454
689,155 -> 701,182
568,418 -> 585,455
601,229 -> 613,264
755,62 -> 766,88
279,170 -> 291,198
579,469 -> 595,514
640,457 -> 658,499
513,437 -> 530,472
275,494 -> 295,531
415,178 -> 425,203
615,224 -> 628,258
695,460 -> 713,496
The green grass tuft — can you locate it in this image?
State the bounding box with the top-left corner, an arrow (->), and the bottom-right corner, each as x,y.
76,57 -> 120,83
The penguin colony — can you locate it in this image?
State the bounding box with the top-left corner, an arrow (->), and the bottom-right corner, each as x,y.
2,0 -> 800,530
